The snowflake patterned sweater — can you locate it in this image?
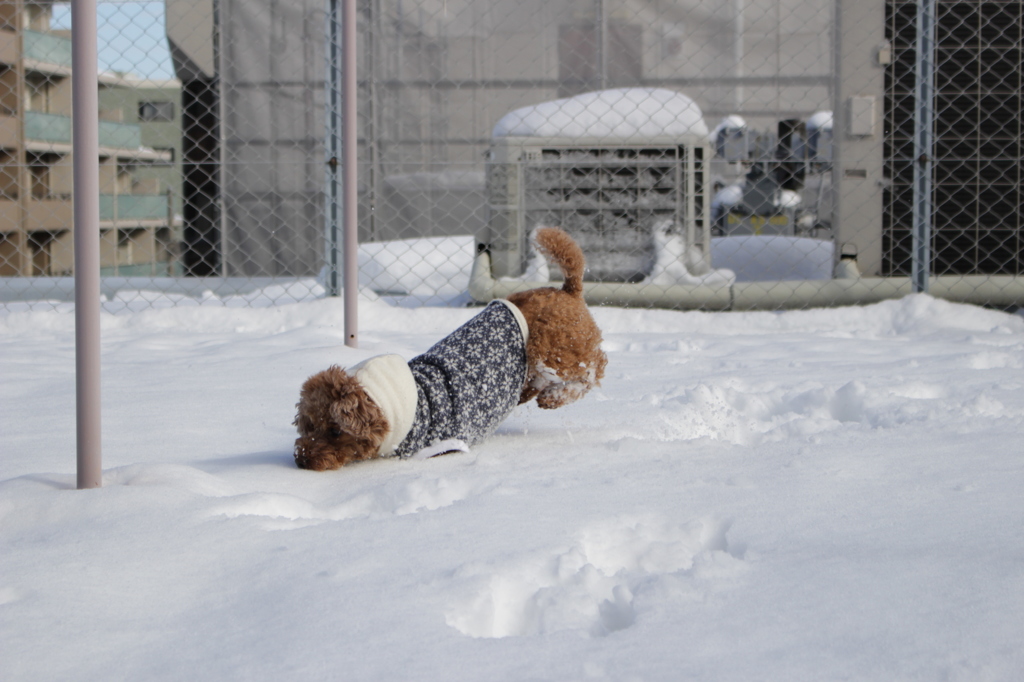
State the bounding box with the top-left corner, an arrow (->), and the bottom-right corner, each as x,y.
348,300 -> 529,459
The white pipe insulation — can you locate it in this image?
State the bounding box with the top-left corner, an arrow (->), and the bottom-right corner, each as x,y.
468,252 -> 1024,311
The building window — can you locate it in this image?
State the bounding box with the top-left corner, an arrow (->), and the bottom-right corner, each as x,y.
29,163 -> 49,199
138,101 -> 175,122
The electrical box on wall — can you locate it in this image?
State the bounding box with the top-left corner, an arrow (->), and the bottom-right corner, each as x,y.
847,96 -> 876,137
876,40 -> 892,66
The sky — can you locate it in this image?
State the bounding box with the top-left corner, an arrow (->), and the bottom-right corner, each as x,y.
51,1 -> 176,81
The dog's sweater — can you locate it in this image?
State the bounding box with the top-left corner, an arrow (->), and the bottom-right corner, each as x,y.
350,300 -> 529,459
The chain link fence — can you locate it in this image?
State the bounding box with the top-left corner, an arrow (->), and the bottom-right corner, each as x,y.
1,0 -> 1022,312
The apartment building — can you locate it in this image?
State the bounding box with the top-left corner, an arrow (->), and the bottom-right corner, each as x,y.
0,0 -> 180,277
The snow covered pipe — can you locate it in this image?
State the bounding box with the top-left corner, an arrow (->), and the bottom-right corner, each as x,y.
468,252 -> 1024,310
72,0 -> 102,489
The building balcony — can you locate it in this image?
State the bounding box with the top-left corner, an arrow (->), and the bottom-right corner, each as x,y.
25,111 -> 143,150
99,121 -> 143,149
25,194 -> 169,230
24,111 -> 70,144
16,30 -> 136,85
23,29 -> 72,68
2,196 -> 175,276
99,194 -> 169,221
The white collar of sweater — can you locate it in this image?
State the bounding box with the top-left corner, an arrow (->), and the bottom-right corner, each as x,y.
350,299 -> 529,457
349,354 -> 418,456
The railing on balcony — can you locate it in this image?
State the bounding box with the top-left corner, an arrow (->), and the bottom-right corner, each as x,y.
24,112 -> 142,149
98,120 -> 142,149
100,194 -> 168,221
23,111 -> 70,143
23,30 -> 73,68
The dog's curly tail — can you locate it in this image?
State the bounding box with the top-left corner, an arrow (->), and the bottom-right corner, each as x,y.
533,227 -> 585,298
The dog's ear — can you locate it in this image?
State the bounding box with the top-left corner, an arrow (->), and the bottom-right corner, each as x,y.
295,365 -> 389,445
294,365 -> 348,433
329,389 -> 389,442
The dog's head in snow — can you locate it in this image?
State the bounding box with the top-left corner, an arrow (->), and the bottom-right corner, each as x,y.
292,365 -> 389,470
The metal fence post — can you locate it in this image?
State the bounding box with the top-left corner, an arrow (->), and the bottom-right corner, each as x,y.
342,0 -> 358,347
72,0 -> 102,489
326,0 -> 341,298
912,0 -> 935,294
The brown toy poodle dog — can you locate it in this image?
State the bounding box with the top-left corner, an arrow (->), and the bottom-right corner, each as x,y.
293,227 -> 607,470
508,227 -> 607,410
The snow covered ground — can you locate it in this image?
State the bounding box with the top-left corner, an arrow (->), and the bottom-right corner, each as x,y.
3,291 -> 1024,681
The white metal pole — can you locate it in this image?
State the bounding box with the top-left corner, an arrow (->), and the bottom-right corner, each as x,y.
342,0 -> 358,347
596,0 -> 607,90
72,0 -> 102,489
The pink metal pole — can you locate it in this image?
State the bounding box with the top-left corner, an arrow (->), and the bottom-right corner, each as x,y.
342,0 -> 358,348
72,0 -> 102,489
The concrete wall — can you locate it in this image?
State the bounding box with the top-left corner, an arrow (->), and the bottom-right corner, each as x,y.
832,0 -> 886,276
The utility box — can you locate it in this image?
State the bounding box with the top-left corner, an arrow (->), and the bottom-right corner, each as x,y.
483,89 -> 711,283
847,96 -> 876,137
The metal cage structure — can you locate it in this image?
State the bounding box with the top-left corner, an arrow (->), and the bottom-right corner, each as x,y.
485,137 -> 708,283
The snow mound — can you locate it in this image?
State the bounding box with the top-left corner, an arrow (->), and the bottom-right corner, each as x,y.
599,377 -> 1002,447
357,235 -> 475,305
643,220 -> 735,287
446,516 -> 742,638
492,88 -> 708,139
711,235 -> 834,282
209,473 -> 492,529
592,293 -> 1024,340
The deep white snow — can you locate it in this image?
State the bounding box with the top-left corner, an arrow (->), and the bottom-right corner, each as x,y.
3,287 -> 1024,681
711,235 -> 834,282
